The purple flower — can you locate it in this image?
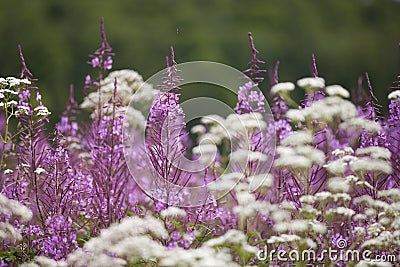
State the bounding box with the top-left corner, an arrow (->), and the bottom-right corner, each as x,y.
235,81 -> 265,114
104,56 -> 113,70
91,57 -> 100,68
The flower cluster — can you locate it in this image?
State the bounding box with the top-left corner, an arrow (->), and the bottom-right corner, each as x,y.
1,21 -> 400,267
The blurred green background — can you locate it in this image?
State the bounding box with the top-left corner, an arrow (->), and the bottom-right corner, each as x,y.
0,0 -> 399,123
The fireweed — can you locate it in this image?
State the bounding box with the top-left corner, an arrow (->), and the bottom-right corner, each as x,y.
0,19 -> 399,267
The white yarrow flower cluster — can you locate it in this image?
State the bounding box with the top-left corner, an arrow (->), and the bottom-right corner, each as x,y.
160,206 -> 187,218
81,70 -> 157,127
275,130 -> 325,169
270,82 -> 295,95
287,96 -> 357,123
207,172 -> 244,192
297,77 -> 325,91
0,194 -> 33,241
388,90 -> 400,100
0,77 -> 31,88
325,84 -> 350,98
350,147 -> 392,174
34,106 -> 51,117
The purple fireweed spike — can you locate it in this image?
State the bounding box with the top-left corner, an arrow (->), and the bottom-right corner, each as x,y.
161,46 -> 182,92
311,53 -> 318,78
365,72 -> 382,121
18,44 -> 34,81
100,17 -> 107,50
273,60 -> 280,86
244,32 -> 266,84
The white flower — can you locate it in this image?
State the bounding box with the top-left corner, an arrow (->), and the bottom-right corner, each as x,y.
270,82 -> 295,95
356,146 -> 391,160
204,229 -> 258,254
281,130 -> 313,146
289,220 -> 309,232
21,256 -> 68,267
327,177 -> 350,193
350,158 -> 392,174
201,114 -> 225,125
325,85 -> 350,98
34,106 -> 51,117
344,147 -> 354,154
345,175 -> 359,183
34,168 -> 46,175
297,77 -> 325,91
271,210 -> 291,222
378,188 -> 400,201
292,96 -> 357,123
0,77 -> 7,86
300,195 -> 315,204
207,172 -> 243,192
332,193 -> 351,202
81,69 -> 156,117
230,149 -> 267,165
247,173 -> 273,191
225,112 -> 267,135
0,194 -> 33,222
388,90 -> 400,100
20,78 -> 31,85
326,207 -> 355,217
286,109 -> 305,122
3,169 -> 13,174
314,191 -> 332,201
325,156 -> 352,175
160,207 -> 187,218
190,125 -> 206,135
355,260 -> 392,267
309,221 -> 327,234
16,105 -> 31,115
267,234 -> 301,243
367,222 -> 385,236
332,148 -> 345,157
275,153 -> 312,169
192,144 -> 217,155
295,145 -> 325,165
0,222 -> 22,241
6,100 -> 17,106
123,107 -> 146,130
353,214 -> 367,221
340,117 -> 381,132
110,235 -> 167,261
6,77 -> 21,87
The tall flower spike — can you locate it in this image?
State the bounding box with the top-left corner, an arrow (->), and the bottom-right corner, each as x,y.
65,84 -> 79,117
311,53 -> 318,78
88,17 -> 114,71
161,46 -> 182,92
100,17 -> 110,51
388,75 -> 400,122
56,84 -> 80,147
244,32 -> 266,84
18,44 -> 34,81
364,72 -> 382,121
272,60 -> 280,86
146,48 -> 190,207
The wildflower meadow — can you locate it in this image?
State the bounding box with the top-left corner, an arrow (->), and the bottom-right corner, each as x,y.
0,18 -> 400,267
